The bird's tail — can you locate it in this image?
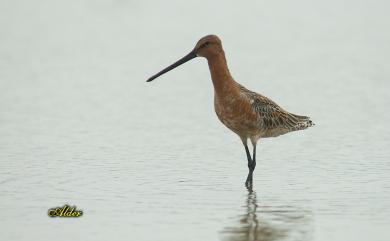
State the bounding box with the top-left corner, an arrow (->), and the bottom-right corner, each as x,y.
290,114 -> 315,130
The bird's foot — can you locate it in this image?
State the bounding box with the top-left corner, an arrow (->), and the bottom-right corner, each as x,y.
245,173 -> 253,190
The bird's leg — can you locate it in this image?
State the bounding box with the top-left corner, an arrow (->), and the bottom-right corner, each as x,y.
243,143 -> 254,189
244,141 -> 258,190
251,143 -> 257,173
244,144 -> 252,170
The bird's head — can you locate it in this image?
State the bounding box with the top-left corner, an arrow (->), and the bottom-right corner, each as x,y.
194,35 -> 223,59
147,34 -> 223,82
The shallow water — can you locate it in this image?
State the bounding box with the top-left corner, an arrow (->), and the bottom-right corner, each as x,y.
1,1 -> 390,241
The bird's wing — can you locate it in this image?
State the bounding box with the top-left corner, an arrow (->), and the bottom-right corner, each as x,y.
240,86 -> 313,131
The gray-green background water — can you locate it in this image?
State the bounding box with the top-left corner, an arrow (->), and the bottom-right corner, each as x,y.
1,1 -> 390,240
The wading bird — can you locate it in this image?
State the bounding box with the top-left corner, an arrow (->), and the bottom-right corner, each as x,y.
147,35 -> 314,189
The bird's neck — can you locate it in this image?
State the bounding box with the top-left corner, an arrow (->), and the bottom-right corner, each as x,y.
207,52 -> 238,96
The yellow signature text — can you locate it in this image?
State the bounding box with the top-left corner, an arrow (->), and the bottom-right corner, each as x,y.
48,205 -> 83,217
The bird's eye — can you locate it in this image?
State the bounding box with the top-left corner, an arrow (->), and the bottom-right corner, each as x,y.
202,42 -> 210,48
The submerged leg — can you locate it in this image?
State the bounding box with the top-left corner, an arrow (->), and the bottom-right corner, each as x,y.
243,141 -> 253,189
244,141 -> 258,190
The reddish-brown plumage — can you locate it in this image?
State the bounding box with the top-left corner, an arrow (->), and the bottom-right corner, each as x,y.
198,35 -> 313,145
147,34 -> 314,189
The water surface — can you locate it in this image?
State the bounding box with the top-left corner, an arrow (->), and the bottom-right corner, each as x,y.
1,1 -> 390,241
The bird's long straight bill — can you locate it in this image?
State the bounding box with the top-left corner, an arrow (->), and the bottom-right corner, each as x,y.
146,50 -> 197,82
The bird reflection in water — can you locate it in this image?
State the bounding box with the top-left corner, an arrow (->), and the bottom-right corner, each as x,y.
221,190 -> 311,241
